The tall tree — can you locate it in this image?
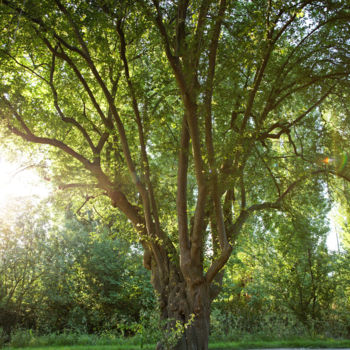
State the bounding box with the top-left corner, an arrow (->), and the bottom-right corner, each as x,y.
235,188 -> 335,329
0,1 -> 349,349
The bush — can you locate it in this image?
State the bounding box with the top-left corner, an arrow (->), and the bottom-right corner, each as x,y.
0,327 -> 7,348
209,307 -> 310,342
8,329 -> 35,348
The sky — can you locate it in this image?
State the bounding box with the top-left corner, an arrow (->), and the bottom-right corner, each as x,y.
327,205 -> 343,252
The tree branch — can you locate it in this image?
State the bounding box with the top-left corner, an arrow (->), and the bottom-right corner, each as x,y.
241,1 -> 311,131
57,183 -> 101,190
206,167 -> 328,284
259,85 -> 335,141
0,100 -> 144,231
254,145 -> 281,197
204,0 -> 228,251
40,37 -> 111,128
116,19 -> 162,240
48,51 -> 98,154
177,116 -> 191,271
175,0 -> 189,57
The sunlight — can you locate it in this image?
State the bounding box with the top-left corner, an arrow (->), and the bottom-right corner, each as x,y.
0,156 -> 51,210
327,204 -> 344,252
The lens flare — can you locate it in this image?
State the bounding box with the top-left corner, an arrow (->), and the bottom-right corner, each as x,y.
321,154 -> 348,171
337,154 -> 348,172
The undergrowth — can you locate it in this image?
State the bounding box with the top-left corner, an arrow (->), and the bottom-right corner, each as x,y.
2,331 -> 350,350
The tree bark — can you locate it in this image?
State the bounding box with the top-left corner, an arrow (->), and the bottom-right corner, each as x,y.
150,258 -> 211,350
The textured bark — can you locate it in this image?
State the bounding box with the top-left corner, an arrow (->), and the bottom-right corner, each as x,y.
150,257 -> 211,350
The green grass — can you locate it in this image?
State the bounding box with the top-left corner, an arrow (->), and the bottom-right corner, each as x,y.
5,347 -> 153,350
209,338 -> 350,349
4,338 -> 350,350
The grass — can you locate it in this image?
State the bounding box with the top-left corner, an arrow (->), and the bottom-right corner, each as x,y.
3,338 -> 350,350
209,338 -> 350,349
5,347 -> 153,350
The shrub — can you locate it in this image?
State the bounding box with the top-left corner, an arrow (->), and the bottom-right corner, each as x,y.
8,329 -> 34,348
0,327 -> 7,348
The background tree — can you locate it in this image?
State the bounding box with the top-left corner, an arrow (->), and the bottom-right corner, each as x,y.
37,210 -> 154,334
0,1 -> 350,349
0,197 -> 154,337
0,199 -> 53,336
212,181 -> 342,338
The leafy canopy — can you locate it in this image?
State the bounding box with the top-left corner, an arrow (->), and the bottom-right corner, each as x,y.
0,0 -> 349,286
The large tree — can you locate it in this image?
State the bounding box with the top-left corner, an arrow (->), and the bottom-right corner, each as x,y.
0,1 -> 349,349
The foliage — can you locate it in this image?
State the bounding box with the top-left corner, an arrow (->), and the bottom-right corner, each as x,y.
0,199 -> 52,334
1,0 -> 350,348
212,183 -> 350,338
0,198 -> 155,338
3,335 -> 350,350
36,212 -> 154,334
158,314 -> 195,350
1,189 -> 349,346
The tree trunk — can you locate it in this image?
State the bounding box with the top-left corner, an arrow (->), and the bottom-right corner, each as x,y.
151,261 -> 211,350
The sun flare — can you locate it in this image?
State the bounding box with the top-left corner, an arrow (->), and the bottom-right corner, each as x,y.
0,157 -> 51,210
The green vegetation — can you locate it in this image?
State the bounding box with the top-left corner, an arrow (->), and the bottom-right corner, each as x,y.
209,339 -> 350,349
1,0 -> 350,349
4,339 -> 350,350
0,203 -> 156,337
3,330 -> 350,350
1,199 -> 350,348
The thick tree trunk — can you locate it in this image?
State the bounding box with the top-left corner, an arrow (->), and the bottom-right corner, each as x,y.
151,262 -> 211,350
